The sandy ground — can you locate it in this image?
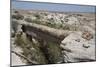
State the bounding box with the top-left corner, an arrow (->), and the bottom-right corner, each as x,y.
11,38 -> 26,66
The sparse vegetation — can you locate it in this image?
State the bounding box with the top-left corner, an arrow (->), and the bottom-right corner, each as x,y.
46,42 -> 63,63
25,17 -> 33,22
12,14 -> 24,20
34,14 -> 41,19
15,33 -> 48,64
32,20 -> 41,24
12,9 -> 96,65
14,10 -> 19,13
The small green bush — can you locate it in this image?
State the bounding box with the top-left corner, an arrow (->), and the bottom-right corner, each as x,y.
45,42 -> 63,63
12,14 -> 24,20
15,33 -> 47,64
34,14 -> 41,19
25,18 -> 33,22
32,20 -> 41,24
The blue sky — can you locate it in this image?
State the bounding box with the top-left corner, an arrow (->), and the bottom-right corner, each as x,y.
12,0 -> 96,12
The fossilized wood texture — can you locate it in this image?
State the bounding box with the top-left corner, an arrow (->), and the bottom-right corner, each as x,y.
15,20 -> 72,44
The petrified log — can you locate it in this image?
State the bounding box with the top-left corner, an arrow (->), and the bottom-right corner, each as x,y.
15,20 -> 72,43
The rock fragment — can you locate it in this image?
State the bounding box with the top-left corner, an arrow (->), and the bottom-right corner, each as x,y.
60,32 -> 95,62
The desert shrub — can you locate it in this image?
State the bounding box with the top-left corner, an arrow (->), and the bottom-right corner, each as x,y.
43,13 -> 48,16
62,24 -> 70,30
15,33 -> 47,64
12,14 -> 24,20
61,20 -> 64,23
45,21 -> 56,28
55,23 -> 63,29
62,24 -> 79,31
44,21 -> 64,29
45,42 -> 63,63
11,29 -> 15,37
24,18 -> 33,22
14,10 -> 19,13
32,20 -> 41,24
64,18 -> 69,22
11,20 -> 19,33
47,18 -> 55,23
34,14 -> 41,19
49,18 -> 54,22
76,14 -> 83,16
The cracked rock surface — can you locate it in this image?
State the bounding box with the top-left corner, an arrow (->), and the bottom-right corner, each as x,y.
60,32 -> 95,62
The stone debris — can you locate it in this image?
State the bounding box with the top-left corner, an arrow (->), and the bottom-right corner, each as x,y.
60,32 -> 95,62
82,31 -> 93,40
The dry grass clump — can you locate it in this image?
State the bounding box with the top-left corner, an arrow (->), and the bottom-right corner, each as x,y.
15,33 -> 48,64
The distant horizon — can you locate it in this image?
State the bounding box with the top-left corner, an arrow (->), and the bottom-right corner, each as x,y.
12,0 -> 96,13
12,8 -> 96,13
